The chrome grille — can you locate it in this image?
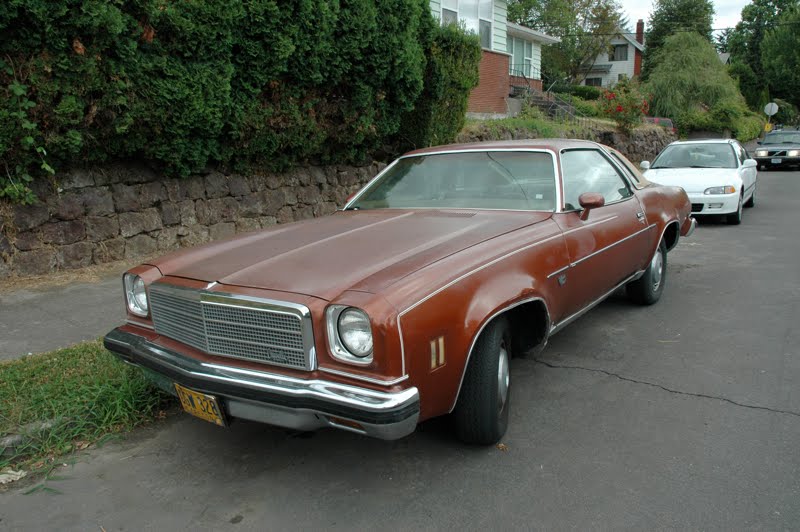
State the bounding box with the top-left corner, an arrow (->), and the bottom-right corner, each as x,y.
149,284 -> 315,370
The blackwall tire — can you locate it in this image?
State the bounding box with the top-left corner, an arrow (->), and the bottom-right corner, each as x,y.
626,239 -> 667,306
727,195 -> 743,225
453,317 -> 511,445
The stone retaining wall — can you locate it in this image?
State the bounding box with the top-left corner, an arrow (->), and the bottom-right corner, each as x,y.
0,163 -> 383,278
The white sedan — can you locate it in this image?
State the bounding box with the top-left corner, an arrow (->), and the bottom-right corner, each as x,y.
640,139 -> 757,225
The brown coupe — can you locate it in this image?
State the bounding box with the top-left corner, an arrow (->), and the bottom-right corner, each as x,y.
105,139 -> 695,444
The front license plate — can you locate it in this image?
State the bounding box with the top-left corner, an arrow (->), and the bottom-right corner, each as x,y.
174,383 -> 227,426
771,158 -> 782,164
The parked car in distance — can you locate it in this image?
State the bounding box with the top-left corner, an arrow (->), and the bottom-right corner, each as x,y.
641,139 -> 757,225
753,130 -> 800,170
104,139 -> 696,445
643,116 -> 677,135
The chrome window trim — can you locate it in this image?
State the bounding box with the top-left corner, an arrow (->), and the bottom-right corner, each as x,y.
448,296 -> 551,413
344,148 -> 562,214
558,147 -> 636,210
149,283 -> 317,371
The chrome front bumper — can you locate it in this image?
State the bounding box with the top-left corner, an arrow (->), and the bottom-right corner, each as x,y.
104,328 -> 420,440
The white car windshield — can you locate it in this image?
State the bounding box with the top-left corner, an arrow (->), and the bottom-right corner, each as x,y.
348,151 -> 557,211
652,144 -> 737,169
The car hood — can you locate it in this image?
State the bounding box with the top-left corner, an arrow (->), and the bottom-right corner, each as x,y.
643,167 -> 741,194
149,209 -> 551,301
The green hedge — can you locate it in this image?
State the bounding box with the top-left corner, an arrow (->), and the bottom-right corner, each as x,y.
397,22 -> 482,150
1,0 -> 477,204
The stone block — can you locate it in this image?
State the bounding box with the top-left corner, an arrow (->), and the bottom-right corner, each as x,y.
194,199 -> 221,225
277,206 -> 294,224
265,175 -> 282,190
298,186 -> 322,205
59,169 -> 95,190
178,225 -> 210,247
259,216 -> 277,228
0,255 -> 9,279
209,222 -> 236,241
228,175 -> 250,197
294,205 -> 314,221
140,182 -> 165,208
57,241 -> 94,270
94,238 -> 126,264
13,248 -> 56,276
314,202 -> 338,217
214,197 -> 239,223
156,227 -> 180,251
160,203 -> 181,225
204,171 -> 229,199
238,193 -> 264,217
309,167 -> 327,185
13,203 -> 49,231
179,200 -> 197,226
164,179 -> 181,202
282,188 -> 298,205
140,208 -> 164,232
50,192 -> 85,220
85,216 -> 120,242
112,184 -> 141,212
118,212 -> 146,237
14,231 -> 43,251
235,218 -> 261,233
177,177 -> 205,200
125,234 -> 157,259
0,233 -> 11,254
41,220 -> 85,245
83,187 -> 115,216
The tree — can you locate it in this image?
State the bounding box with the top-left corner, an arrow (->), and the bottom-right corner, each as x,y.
644,31 -> 760,138
641,0 -> 714,79
761,6 -> 800,108
508,0 -> 623,83
725,0 -> 797,109
715,28 -> 732,52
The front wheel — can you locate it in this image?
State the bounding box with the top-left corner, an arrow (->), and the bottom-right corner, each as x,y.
727,194 -> 743,225
744,188 -> 755,208
626,239 -> 666,305
453,317 -> 511,445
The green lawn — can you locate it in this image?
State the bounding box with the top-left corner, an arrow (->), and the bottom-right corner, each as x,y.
0,340 -> 171,468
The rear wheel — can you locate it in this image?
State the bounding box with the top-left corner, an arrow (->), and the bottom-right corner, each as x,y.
626,239 -> 666,305
453,317 -> 511,445
727,194 -> 743,225
744,188 -> 755,208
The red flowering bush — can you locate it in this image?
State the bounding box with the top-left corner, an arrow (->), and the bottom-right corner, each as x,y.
598,79 -> 649,134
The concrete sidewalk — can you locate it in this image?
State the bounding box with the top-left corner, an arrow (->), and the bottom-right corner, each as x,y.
0,274 -> 125,361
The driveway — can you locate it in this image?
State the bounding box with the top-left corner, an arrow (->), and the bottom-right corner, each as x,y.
2,168 -> 799,530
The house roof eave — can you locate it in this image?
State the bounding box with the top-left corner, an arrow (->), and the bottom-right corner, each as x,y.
506,22 -> 561,45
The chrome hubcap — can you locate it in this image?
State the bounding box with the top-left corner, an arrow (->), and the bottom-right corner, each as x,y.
651,249 -> 663,291
497,346 -> 510,413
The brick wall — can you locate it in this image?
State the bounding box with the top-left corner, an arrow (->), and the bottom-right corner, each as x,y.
467,50 -> 511,114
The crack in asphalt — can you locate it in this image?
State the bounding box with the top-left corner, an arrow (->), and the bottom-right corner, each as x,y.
533,358 -> 800,418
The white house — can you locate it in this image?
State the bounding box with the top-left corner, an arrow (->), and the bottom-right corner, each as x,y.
580,20 -> 645,88
430,1 -> 559,115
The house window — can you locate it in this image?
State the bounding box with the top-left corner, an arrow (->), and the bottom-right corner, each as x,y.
609,44 -> 628,62
585,77 -> 602,87
441,0 -> 493,50
507,37 -> 534,78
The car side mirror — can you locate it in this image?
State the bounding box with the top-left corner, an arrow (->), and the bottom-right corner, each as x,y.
743,159 -> 757,168
640,161 -> 651,170
578,192 -> 605,220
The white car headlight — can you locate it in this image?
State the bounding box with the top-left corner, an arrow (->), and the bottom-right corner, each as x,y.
123,273 -> 149,317
788,150 -> 800,157
326,306 -> 373,364
704,185 -> 736,195
755,150 -> 768,157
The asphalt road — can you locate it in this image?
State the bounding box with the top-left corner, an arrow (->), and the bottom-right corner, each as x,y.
2,169 -> 799,530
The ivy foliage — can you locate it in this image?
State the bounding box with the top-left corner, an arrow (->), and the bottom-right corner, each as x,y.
0,0 -> 479,204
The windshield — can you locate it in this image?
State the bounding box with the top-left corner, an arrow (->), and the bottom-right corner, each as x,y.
763,132 -> 800,144
348,151 -> 557,211
651,143 -> 737,169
